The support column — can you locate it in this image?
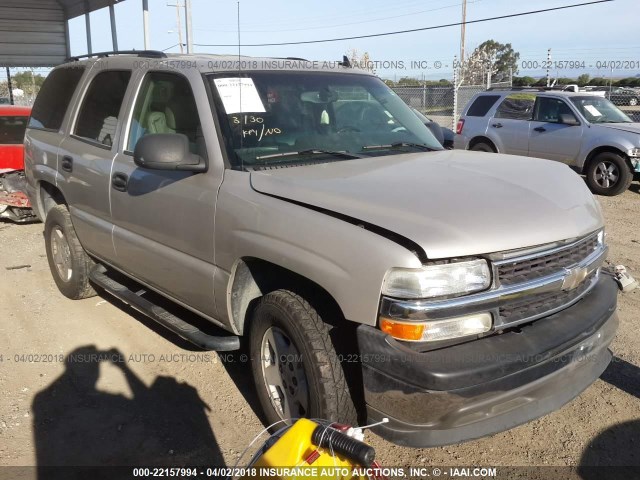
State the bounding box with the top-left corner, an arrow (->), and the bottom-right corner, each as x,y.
84,0 -> 92,55
6,68 -> 14,105
143,0 -> 150,49
64,19 -> 71,58
109,1 -> 119,51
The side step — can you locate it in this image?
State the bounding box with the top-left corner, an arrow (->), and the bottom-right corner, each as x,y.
89,266 -> 240,351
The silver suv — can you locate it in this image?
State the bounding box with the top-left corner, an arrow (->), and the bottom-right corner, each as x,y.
24,52 -> 618,447
455,89 -> 640,196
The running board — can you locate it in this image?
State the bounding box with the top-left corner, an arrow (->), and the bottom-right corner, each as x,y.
89,266 -> 240,351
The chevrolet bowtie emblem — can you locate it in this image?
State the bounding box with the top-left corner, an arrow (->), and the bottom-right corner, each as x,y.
562,266 -> 588,291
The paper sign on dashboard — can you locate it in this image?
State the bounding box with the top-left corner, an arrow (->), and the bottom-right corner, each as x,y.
213,78 -> 266,114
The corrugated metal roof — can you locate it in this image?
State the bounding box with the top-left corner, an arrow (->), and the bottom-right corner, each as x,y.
57,0 -> 127,20
0,0 -> 128,67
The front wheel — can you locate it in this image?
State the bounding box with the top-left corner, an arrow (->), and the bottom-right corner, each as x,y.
586,152 -> 633,196
44,205 -> 97,299
249,290 -> 357,427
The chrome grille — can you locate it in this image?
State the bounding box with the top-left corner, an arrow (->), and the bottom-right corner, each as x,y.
499,271 -> 596,324
497,235 -> 599,286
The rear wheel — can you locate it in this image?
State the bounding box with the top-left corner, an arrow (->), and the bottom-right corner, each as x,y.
586,152 -> 633,196
44,205 -> 96,299
629,97 -> 638,106
470,141 -> 495,153
249,289 -> 357,427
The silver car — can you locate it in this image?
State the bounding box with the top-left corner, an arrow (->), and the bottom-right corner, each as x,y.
454,89 -> 640,196
24,53 -> 618,447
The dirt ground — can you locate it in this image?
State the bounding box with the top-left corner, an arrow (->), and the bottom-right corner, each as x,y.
0,187 -> 638,475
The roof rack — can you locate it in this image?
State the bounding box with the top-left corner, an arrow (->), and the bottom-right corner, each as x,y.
486,87 -> 546,92
67,50 -> 167,62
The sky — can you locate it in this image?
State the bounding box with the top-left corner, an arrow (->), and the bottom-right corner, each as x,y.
67,0 -> 640,81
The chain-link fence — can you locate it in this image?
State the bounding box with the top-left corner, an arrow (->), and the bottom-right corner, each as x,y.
391,81 -> 511,130
0,68 -> 52,107
391,73 -> 640,129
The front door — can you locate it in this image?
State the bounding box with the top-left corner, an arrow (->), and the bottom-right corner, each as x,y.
528,96 -> 583,164
110,70 -> 220,319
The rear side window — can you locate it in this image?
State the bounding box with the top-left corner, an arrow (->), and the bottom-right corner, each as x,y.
0,116 -> 28,144
494,94 -> 536,120
29,67 -> 85,131
74,70 -> 131,147
466,95 -> 500,117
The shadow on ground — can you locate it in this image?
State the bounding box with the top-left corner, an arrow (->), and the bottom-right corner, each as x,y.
576,356 -> 640,478
601,355 -> 640,400
32,345 -> 224,477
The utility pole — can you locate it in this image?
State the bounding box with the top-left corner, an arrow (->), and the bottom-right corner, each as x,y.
460,0 -> 467,63
546,48 -> 551,87
167,3 -> 184,53
185,0 -> 193,53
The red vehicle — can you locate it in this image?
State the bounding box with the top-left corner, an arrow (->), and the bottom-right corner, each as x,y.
0,105 -> 36,222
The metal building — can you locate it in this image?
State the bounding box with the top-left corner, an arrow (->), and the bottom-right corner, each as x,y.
0,0 -> 136,67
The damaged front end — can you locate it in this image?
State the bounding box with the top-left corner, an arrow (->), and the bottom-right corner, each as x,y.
0,170 -> 38,223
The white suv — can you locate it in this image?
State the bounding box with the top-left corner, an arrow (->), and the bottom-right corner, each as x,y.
455,89 -> 640,196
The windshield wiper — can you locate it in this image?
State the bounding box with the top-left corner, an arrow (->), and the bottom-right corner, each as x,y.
361,142 -> 438,152
255,149 -> 362,160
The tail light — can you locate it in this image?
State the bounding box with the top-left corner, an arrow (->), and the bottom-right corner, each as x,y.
456,118 -> 465,135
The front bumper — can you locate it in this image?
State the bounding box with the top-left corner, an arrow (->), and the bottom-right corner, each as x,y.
358,275 -> 618,447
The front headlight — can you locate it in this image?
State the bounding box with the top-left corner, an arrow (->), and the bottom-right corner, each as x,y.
382,259 -> 491,299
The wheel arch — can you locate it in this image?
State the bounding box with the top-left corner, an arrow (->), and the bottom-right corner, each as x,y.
38,181 -> 66,220
228,257 -> 347,336
468,136 -> 498,152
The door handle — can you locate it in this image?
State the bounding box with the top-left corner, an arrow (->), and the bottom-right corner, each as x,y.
491,123 -> 503,128
534,126 -> 546,132
111,172 -> 129,192
61,155 -> 73,172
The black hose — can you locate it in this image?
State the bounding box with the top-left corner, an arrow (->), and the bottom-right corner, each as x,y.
311,426 -> 376,467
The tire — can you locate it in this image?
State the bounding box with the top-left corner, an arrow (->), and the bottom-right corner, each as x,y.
629,97 -> 638,107
586,152 -> 633,196
249,289 -> 357,427
470,141 -> 495,152
44,204 -> 97,299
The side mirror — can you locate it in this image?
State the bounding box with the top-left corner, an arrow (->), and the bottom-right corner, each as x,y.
133,134 -> 206,172
424,121 -> 445,146
559,113 -> 580,126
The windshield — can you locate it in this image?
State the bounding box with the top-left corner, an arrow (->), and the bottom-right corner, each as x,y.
570,96 -> 632,123
208,72 -> 442,168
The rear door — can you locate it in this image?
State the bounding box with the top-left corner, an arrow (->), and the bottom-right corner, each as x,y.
109,69 -> 220,319
488,93 -> 536,156
24,66 -> 87,204
528,96 -> 584,163
57,68 -> 133,263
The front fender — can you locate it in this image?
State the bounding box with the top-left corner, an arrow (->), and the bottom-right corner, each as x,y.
214,170 -> 422,330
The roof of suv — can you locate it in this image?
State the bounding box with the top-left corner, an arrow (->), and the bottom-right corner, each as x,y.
63,52 -> 369,75
481,89 -> 601,98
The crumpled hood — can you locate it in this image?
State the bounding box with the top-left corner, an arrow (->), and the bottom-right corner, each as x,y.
250,150 -> 604,259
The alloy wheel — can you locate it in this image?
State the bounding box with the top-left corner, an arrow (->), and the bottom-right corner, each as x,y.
260,326 -> 309,420
51,226 -> 73,282
594,161 -> 619,189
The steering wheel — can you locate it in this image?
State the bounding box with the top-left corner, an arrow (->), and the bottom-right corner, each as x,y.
337,126 -> 361,134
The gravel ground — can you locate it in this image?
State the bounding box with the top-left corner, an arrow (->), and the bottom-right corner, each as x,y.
0,188 -> 638,476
